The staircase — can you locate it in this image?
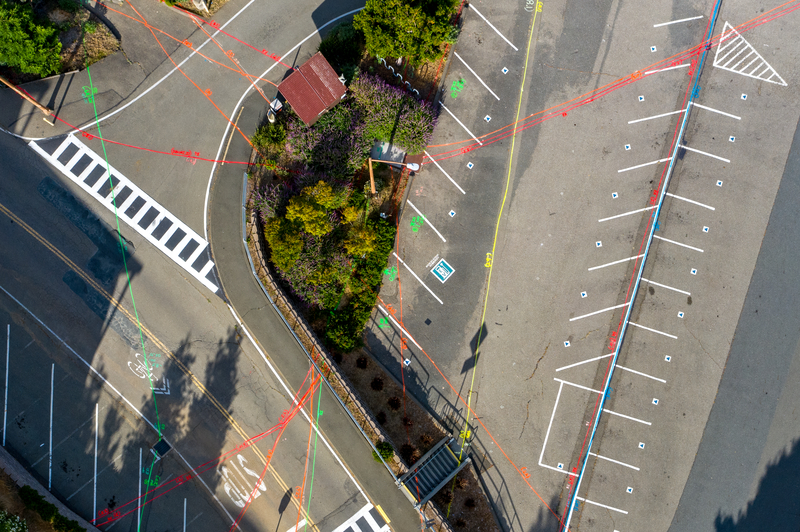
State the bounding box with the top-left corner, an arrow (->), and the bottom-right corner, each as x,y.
397,437 -> 471,510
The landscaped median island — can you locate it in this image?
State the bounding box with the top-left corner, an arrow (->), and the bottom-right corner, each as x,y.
245,3 -> 501,529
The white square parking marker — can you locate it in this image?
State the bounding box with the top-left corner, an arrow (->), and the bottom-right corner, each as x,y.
581,291 -> 587,298
717,180 -> 723,187
703,226 -> 709,233
665,355 -> 671,362
639,442 -> 645,449
729,136 -> 735,142
627,487 -> 633,494
502,67 -> 509,74
653,398 -> 659,405
650,45 -> 657,52
741,94 -> 747,100
612,192 -> 618,198
564,341 -> 570,347
638,95 -> 645,102
678,311 -> 685,318
449,210 -> 456,217
625,144 -> 631,150
467,162 -> 474,169
485,115 -> 491,122
691,268 -> 697,275
596,241 -> 602,248
557,463 -> 564,469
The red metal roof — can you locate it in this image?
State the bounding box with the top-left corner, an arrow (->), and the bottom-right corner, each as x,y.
278,52 -> 346,125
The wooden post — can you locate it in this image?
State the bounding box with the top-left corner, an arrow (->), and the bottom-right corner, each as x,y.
368,157 -> 376,195
0,75 -> 55,125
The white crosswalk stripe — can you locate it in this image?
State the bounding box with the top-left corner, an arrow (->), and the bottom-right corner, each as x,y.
331,503 -> 390,532
28,134 -> 219,293
713,21 -> 787,86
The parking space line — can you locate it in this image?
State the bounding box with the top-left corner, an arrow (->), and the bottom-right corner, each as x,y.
645,64 -> 690,75
628,109 -> 685,124
538,381 -> 582,477
3,324 -> 8,447
599,206 -> 656,222
423,150 -> 466,194
618,157 -> 671,173
66,453 -> 124,500
690,102 -> 741,120
681,144 -> 731,163
617,364 -> 666,383
454,52 -> 500,100
406,200 -> 446,242
377,305 -> 422,350
602,408 -> 652,426
629,321 -> 678,339
438,101 -> 484,145
588,254 -> 644,271
392,253 -> 443,304
589,452 -> 640,471
468,5 -> 518,51
665,192 -> 715,210
641,277 -> 691,296
576,497 -> 629,514
554,378 -> 603,395
569,302 -> 630,322
93,402 -> 98,519
556,354 -> 613,372
653,15 -> 704,27
653,234 -> 704,252
49,363 -> 53,490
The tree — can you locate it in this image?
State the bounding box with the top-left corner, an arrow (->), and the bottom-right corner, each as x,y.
264,218 -> 303,271
353,0 -> 458,66
343,226 -> 376,257
0,0 -> 62,77
285,196 -> 332,237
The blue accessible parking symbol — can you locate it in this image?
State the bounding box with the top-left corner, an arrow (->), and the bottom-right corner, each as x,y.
431,258 -> 454,283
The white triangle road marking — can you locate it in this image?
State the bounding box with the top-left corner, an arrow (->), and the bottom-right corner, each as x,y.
713,21 -> 787,86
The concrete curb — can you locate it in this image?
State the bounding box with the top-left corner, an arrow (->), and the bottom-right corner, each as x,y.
0,446 -> 101,532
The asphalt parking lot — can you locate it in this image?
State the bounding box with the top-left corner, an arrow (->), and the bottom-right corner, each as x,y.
367,0 -> 800,530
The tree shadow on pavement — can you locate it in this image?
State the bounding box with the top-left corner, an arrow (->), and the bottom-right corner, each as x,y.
714,438 -> 800,532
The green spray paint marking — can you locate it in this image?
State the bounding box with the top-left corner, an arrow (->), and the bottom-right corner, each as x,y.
383,266 -> 397,281
450,78 -> 465,98
410,216 -> 425,232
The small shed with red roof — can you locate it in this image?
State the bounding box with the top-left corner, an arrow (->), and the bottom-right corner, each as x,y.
277,52 -> 347,126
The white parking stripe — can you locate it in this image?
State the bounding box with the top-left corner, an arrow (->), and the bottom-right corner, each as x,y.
588,254 -> 644,271
554,378 -> 603,395
618,157 -> 671,173
616,364 -> 666,383
628,109 -> 685,124
392,253 -> 443,304
576,497 -> 629,514
454,52 -> 500,101
423,150 -> 466,194
589,452 -> 640,471
406,200 -> 446,242
690,102 -> 741,120
598,206 -> 656,222
439,101 -> 483,145
468,5 -> 518,51
653,15 -> 704,27
641,278 -> 691,296
377,305 -> 422,350
653,234 -> 704,252
602,408 -> 652,426
681,144 -> 731,163
665,192 -> 715,211
555,353 -> 613,372
569,302 -> 629,322
629,322 -> 677,339
645,64 -> 690,75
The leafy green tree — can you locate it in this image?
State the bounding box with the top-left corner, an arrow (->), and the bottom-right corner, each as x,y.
344,226 -> 376,257
303,181 -> 347,210
353,0 -> 458,66
264,218 -> 303,271
285,196 -> 332,237
0,0 -> 62,77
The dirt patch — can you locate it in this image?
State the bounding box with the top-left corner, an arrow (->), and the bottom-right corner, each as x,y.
0,468 -> 60,532
57,9 -> 120,72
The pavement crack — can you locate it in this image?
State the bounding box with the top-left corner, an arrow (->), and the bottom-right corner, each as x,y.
542,62 -> 618,77
519,400 -> 531,438
581,328 -> 599,340
684,324 -> 721,369
526,342 -> 550,380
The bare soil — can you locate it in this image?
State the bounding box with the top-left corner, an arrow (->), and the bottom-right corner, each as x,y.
54,8 -> 120,72
0,469 -> 60,532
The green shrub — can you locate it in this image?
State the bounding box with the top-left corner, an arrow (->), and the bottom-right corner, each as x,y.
318,22 -> 363,83
251,122 -> 287,152
372,441 -> 394,463
0,0 -> 62,77
83,21 -> 97,34
0,510 -> 27,532
264,218 -> 303,271
57,0 -> 80,13
18,485 -> 56,522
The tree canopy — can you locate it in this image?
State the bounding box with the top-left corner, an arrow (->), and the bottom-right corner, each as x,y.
0,0 -> 62,77
353,0 -> 458,66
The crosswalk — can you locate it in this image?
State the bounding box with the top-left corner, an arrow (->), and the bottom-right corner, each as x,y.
29,134 -> 220,293
330,503 -> 390,532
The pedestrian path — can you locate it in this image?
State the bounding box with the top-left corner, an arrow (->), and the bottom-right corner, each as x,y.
28,134 -> 219,293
